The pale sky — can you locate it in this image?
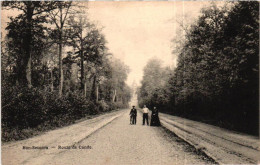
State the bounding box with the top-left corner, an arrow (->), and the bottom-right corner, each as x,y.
86,1 -> 214,86
1,1 -> 221,87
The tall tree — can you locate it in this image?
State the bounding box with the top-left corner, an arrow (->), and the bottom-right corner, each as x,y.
67,14 -> 95,91
138,2 -> 259,134
84,28 -> 108,99
48,1 -> 75,97
109,58 -> 130,103
138,58 -> 171,108
2,1 -> 58,87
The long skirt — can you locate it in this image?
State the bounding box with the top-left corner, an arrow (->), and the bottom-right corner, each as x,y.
150,114 -> 161,126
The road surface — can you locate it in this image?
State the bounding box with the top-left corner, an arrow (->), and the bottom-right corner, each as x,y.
160,113 -> 260,164
2,109 -> 213,165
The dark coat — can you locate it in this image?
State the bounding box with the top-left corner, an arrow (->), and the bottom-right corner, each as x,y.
130,108 -> 137,116
150,109 -> 160,126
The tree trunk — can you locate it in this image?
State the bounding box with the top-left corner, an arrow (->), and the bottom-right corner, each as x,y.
80,26 -> 84,90
26,55 -> 32,88
84,80 -> 87,98
96,84 -> 99,102
112,89 -> 117,102
25,2 -> 34,88
91,75 -> 96,101
58,7 -> 63,97
59,41 -> 63,97
80,50 -> 84,90
50,69 -> 54,92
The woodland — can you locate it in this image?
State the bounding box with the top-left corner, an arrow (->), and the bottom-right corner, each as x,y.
138,2 -> 259,135
1,2 -> 131,142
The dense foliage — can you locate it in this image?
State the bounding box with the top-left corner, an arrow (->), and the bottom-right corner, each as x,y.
138,2 -> 259,135
2,2 -> 131,142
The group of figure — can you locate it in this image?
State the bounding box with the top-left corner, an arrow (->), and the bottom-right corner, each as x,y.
129,105 -> 160,126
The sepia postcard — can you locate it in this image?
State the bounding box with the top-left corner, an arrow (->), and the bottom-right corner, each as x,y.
1,1 -> 259,165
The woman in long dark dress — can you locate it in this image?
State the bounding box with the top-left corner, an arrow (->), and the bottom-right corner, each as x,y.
150,107 -> 161,126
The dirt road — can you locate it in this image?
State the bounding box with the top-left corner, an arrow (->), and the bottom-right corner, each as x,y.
160,113 -> 260,164
2,109 -> 212,165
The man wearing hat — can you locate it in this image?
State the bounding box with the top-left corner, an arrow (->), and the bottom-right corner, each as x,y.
129,106 -> 137,125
